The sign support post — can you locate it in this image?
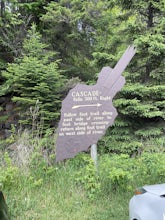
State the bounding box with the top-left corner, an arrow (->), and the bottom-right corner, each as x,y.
91,144 -> 98,172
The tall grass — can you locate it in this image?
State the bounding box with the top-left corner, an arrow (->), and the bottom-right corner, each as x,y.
4,161 -> 131,220
1,128 -> 165,219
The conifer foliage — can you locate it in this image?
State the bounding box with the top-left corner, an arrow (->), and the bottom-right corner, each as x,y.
2,24 -> 65,127
114,0 -> 165,139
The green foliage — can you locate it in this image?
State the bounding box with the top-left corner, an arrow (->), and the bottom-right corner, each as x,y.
99,152 -> 165,193
18,0 -> 50,22
98,116 -> 136,155
91,5 -> 133,68
69,153 -> 100,199
114,98 -> 164,118
0,5 -> 31,61
0,153 -> 18,190
116,0 -> 165,118
1,129 -> 165,219
136,152 -> 165,184
108,167 -> 132,189
29,147 -> 57,183
99,154 -> 134,192
94,0 -> 164,148
41,0 -> 99,81
135,127 -> 163,139
5,159 -> 131,219
142,138 -> 165,152
2,24 -> 65,127
0,125 -> 17,152
98,119 -> 164,156
0,115 -> 9,123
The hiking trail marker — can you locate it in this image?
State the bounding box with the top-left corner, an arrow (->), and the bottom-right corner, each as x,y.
56,46 -> 136,162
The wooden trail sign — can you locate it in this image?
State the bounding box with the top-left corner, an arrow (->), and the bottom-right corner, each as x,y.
56,46 -> 136,161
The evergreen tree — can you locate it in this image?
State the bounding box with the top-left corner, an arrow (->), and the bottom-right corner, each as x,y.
0,1 -> 32,63
1,24 -> 65,128
99,0 -> 165,154
41,0 -> 99,81
117,0 -> 165,125
0,0 -> 51,63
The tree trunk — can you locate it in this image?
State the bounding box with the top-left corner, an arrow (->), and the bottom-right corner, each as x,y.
0,1 -> 5,17
147,2 -> 154,28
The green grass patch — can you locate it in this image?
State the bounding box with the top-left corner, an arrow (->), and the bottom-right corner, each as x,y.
5,175 -> 131,220
1,144 -> 165,219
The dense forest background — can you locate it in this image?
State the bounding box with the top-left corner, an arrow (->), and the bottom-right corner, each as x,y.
0,0 -> 165,155
0,1 -> 165,218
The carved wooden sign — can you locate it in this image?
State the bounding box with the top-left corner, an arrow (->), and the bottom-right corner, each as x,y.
56,46 -> 136,161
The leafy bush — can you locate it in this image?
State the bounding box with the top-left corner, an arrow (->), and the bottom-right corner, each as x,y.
99,154 -> 134,193
0,152 -> 18,190
136,152 -> 165,184
98,152 -> 165,193
70,153 -> 100,199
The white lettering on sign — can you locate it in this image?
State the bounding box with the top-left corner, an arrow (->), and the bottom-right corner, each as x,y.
100,96 -> 111,101
58,110 -> 114,138
72,90 -> 99,97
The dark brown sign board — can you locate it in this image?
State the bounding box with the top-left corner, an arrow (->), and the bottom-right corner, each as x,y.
56,46 -> 136,161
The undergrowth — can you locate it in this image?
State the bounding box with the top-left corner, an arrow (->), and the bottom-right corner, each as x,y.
0,129 -> 165,219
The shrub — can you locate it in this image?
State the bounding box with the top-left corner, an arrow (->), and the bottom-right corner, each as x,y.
70,153 -> 100,199
99,154 -> 134,193
0,152 -> 18,190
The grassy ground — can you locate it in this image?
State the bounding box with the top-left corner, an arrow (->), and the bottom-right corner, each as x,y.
6,177 -> 131,220
3,146 -> 165,219
4,162 -> 132,220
